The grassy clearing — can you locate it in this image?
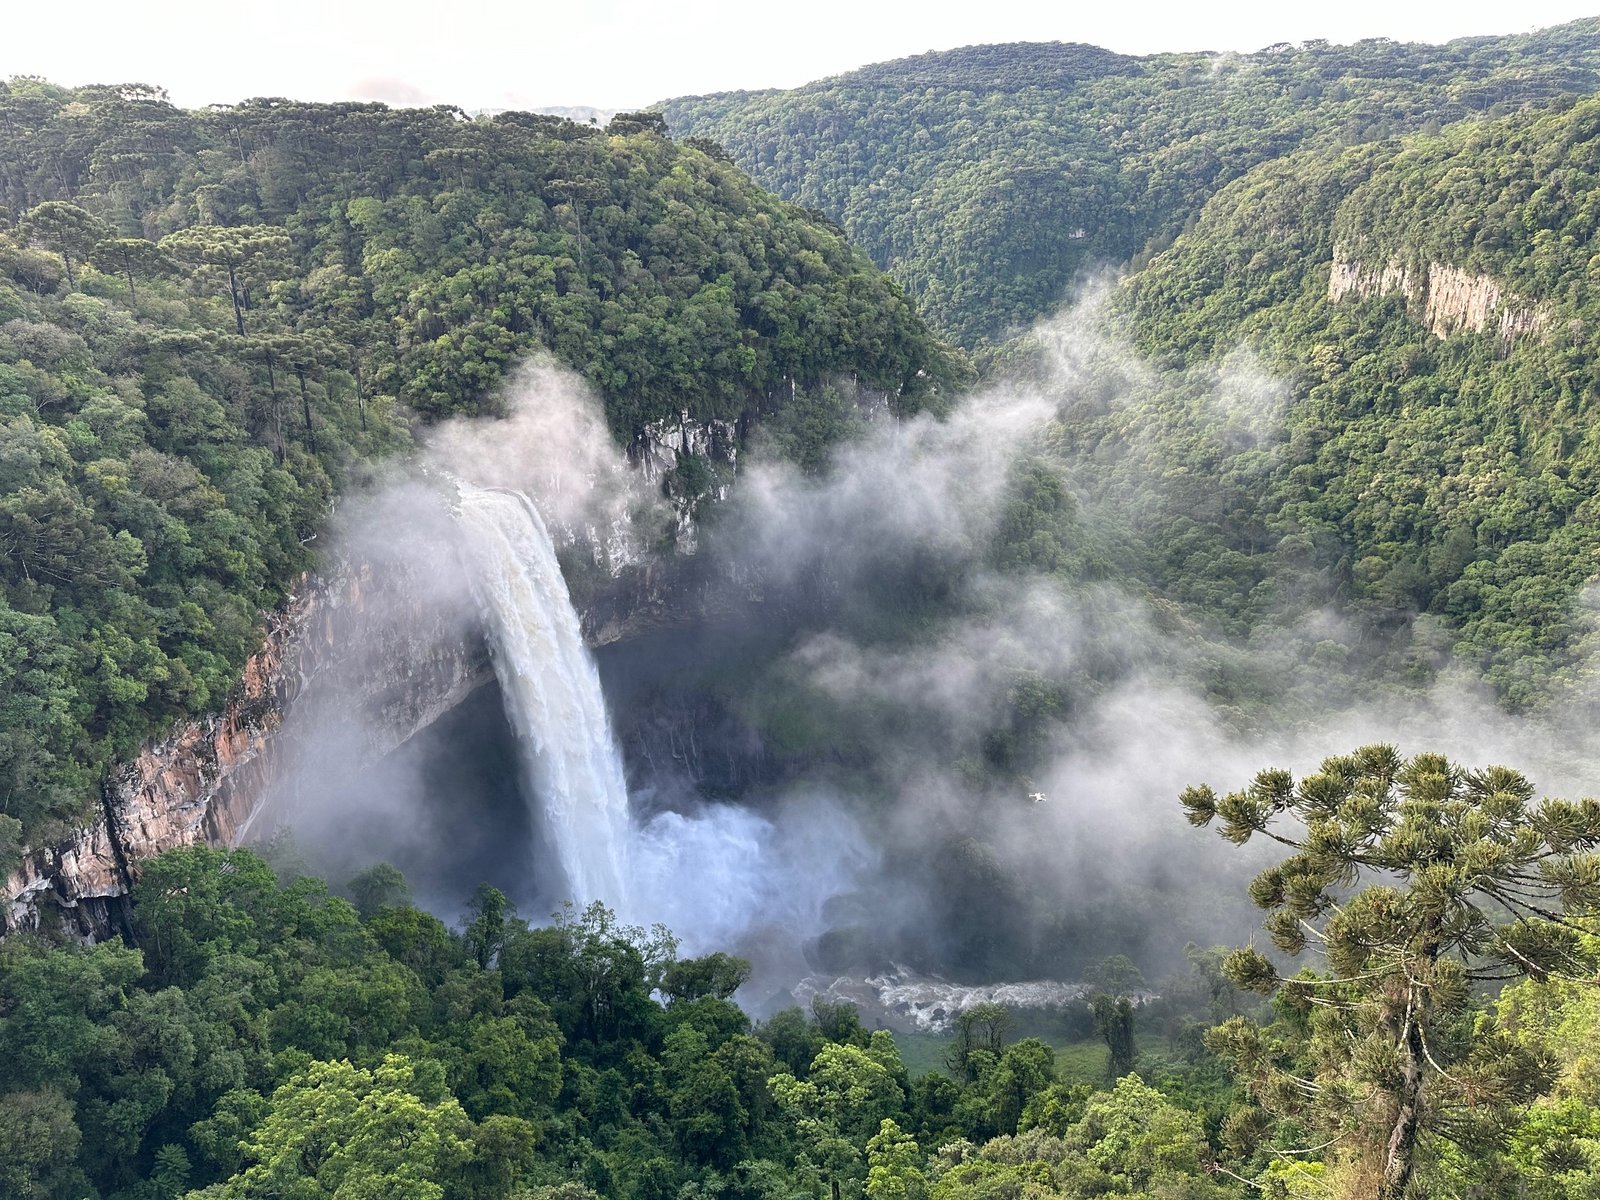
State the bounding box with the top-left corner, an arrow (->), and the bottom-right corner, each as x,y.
1051,1039 -> 1112,1084
895,1032 -> 1113,1082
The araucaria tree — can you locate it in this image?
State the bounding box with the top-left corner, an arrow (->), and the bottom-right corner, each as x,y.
1181,745 -> 1600,1199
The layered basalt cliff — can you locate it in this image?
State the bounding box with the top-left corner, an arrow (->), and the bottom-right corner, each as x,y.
1328,246 -> 1548,350
4,583 -> 316,938
2,558 -> 495,938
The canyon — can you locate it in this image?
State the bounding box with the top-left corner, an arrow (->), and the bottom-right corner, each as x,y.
1,413 -> 752,939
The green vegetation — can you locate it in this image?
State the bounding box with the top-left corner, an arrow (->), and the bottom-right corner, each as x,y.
1184,745 -> 1600,1198
0,80 -> 961,860
12,36 -> 1600,868
0,844 -> 1227,1200
1082,91 -> 1600,707
4,741 -> 1597,1198
6,38 -> 1600,1200
661,20 -> 1600,346
655,24 -> 1600,716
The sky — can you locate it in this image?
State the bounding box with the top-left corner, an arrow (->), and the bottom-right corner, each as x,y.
5,0 -> 1597,112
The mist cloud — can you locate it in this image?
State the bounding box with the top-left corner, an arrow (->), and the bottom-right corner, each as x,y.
681,290 -> 1600,983
263,298 -> 1600,1005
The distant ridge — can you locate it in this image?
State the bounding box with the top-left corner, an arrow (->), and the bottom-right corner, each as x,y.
809,41 -> 1144,93
662,17 -> 1600,344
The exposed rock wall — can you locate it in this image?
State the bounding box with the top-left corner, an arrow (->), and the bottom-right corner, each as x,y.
633,411 -> 740,486
1328,253 -> 1415,306
633,411 -> 740,555
3,560 -> 494,938
4,584 -> 317,938
1328,245 -> 1547,350
3,397 -> 854,938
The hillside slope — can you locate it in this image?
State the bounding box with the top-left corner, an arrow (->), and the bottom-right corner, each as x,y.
1070,92 -> 1600,708
0,82 -> 961,862
662,20 -> 1600,346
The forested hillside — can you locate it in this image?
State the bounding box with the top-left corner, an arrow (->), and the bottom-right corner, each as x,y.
661,19 -> 1600,345
660,26 -> 1600,714
8,746 -> 1600,1199
1084,91 -> 1600,709
6,843 -> 1256,1199
7,24 -> 1600,1200
0,81 -> 960,863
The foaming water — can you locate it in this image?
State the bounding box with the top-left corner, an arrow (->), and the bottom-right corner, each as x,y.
631,793 -> 875,954
454,482 -> 869,956
795,971 -> 1108,1032
455,483 -> 632,911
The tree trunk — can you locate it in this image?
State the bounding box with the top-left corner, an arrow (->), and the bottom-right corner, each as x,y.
125,264 -> 137,303
1381,935 -> 1439,1200
296,365 -> 317,455
61,252 -> 74,288
354,362 -> 366,431
265,353 -> 284,462
1379,1018 -> 1424,1200
226,262 -> 246,335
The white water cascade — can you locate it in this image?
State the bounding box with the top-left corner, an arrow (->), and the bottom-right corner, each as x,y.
453,483 -> 632,911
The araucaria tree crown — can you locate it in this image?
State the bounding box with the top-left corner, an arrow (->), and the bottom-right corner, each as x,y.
1181,744 -> 1600,1199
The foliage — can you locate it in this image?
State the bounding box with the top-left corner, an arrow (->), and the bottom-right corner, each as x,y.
0,80 -> 961,862
662,21 -> 1600,346
190,1056 -> 475,1200
991,90 -> 1600,710
1184,745 -> 1600,1198
0,808 -> 1590,1199
1089,997 -> 1135,1082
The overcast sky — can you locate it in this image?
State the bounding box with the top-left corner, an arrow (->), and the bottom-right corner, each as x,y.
5,1 -> 1597,112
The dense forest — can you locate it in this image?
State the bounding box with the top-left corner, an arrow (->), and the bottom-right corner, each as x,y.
6,742 -> 1600,1199
0,81 -> 962,861
666,27 -> 1600,715
661,19 -> 1600,346
1063,90 -> 1600,709
7,14 -> 1600,1200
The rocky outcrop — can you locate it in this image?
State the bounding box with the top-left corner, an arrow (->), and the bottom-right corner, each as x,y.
4,586 -> 318,938
633,411 -> 741,486
3,557 -> 495,939
1328,253 -> 1415,306
632,411 -> 741,555
1328,246 -> 1547,351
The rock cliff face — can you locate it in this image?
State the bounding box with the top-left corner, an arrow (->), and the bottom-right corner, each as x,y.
2,558 -> 495,938
4,583 -> 311,938
1,420 -> 747,939
559,416 -> 736,641
1328,246 -> 1547,350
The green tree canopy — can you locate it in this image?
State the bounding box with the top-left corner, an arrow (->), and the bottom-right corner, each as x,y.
1184,745 -> 1600,1198
18,201 -> 105,287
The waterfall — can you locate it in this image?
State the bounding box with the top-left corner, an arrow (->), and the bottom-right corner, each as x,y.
453,483 -> 631,911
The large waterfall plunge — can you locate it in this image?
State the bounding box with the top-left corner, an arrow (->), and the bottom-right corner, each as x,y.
454,484 -> 632,911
